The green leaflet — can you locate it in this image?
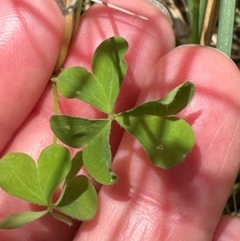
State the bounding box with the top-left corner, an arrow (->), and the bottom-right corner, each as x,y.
37,145 -> 71,204
115,82 -> 195,168
0,210 -> 49,229
56,175 -> 98,220
55,36 -> 128,114
92,36 -> 128,112
0,144 -> 71,205
116,82 -> 194,168
0,145 -> 98,229
116,115 -> 194,168
82,121 -> 116,185
51,116 -> 115,185
64,151 -> 83,184
50,116 -> 109,148
126,81 -> 195,116
150,81 -> 194,115
0,153 -> 45,205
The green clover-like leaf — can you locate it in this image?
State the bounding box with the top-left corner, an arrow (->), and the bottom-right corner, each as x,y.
0,144 -> 71,206
56,175 -> 98,221
51,35 -> 195,182
128,81 -> 195,116
82,121 -> 116,185
55,36 -> 128,114
116,115 -> 194,168
64,151 -> 83,184
37,144 -> 71,203
115,81 -> 195,168
50,116 -> 109,148
0,210 -> 48,229
50,116 -> 115,185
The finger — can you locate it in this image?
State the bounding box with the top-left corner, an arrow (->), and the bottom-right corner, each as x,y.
62,1 -> 175,154
0,1 -> 175,240
0,0 -> 73,240
0,192 -> 80,241
0,0 -> 65,152
213,216 -> 240,240
3,0 -> 175,156
75,47 -> 240,240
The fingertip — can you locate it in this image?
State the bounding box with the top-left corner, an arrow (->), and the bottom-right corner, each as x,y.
0,0 -> 65,151
173,45 -> 240,94
142,45 -> 240,104
64,2 -> 175,117
65,1 -> 175,70
213,216 -> 240,241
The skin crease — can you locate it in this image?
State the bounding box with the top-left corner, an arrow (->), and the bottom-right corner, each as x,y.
0,0 -> 240,240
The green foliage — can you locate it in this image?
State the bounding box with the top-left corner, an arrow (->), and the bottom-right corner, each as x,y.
56,175 -> 98,220
0,211 -> 49,229
55,37 -> 128,113
115,82 -> 195,168
51,36 -> 195,183
0,145 -> 98,229
0,36 -> 195,229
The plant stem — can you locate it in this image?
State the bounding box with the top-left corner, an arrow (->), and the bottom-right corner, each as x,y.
52,0 -> 83,144
54,0 -> 83,72
216,0 -> 237,56
198,0 -> 208,41
52,82 -> 59,145
72,0 -> 83,39
188,0 -> 200,43
53,8 -> 74,72
188,0 -> 210,44
200,0 -> 220,46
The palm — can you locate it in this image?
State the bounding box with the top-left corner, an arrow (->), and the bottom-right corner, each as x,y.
1,1 -> 240,240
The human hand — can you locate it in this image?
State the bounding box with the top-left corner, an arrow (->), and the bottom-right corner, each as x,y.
1,1 -> 240,240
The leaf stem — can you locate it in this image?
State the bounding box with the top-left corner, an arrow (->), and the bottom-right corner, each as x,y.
52,82 -> 59,145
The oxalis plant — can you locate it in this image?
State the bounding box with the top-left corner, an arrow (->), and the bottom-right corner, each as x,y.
0,36 -> 195,229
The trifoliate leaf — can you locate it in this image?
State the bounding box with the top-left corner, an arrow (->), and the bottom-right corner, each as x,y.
0,210 -> 48,229
116,115 -> 194,168
50,115 -> 110,148
128,81 -> 195,117
83,121 -> 116,185
55,36 -> 128,114
56,175 -> 98,221
0,144 -> 71,205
